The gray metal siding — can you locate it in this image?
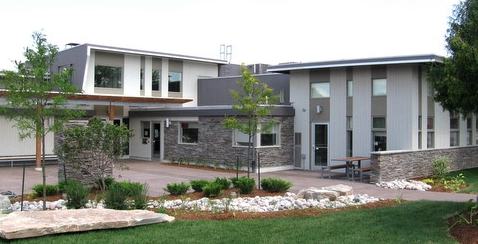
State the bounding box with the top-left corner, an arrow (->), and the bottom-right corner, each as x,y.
387,65 -> 419,150
197,74 -> 290,106
352,67 -> 372,155
329,68 -> 347,160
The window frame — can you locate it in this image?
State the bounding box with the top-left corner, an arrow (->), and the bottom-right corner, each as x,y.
179,122 -> 198,144
310,82 -> 330,98
372,78 -> 387,96
168,71 -> 182,92
372,117 -> 386,151
94,65 -> 123,88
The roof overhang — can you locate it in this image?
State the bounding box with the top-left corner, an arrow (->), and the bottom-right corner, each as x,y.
267,54 -> 444,73
0,91 -> 193,107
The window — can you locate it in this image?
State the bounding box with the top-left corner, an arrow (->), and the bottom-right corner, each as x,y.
260,123 -> 279,146
233,130 -> 250,147
347,80 -> 353,97
95,65 -> 122,88
311,82 -> 330,98
372,117 -> 386,151
419,116 -> 435,149
346,116 -> 353,157
372,78 -> 386,96
467,117 -> 472,145
152,70 -> 161,91
450,116 -> 459,146
232,123 -> 280,147
140,69 -> 144,90
168,71 -> 182,92
180,122 -> 198,144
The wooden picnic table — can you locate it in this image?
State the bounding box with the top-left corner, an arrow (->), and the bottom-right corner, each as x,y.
331,156 -> 370,179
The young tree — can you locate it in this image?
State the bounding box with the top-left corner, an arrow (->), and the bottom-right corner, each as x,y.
427,0 -> 478,116
0,32 -> 84,209
56,117 -> 133,192
223,64 -> 279,177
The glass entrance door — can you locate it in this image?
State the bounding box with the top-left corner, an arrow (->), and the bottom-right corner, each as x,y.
313,124 -> 328,169
152,123 -> 161,159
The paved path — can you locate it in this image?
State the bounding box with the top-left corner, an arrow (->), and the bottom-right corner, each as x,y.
0,159 -> 476,202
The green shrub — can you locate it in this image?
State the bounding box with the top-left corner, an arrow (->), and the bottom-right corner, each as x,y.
214,177 -> 232,190
164,182 -> 190,196
58,179 -> 76,193
261,178 -> 292,193
190,179 -> 209,192
234,177 -> 255,194
431,156 -> 451,178
95,177 -> 116,190
63,180 -> 89,209
202,182 -> 223,197
128,182 -> 149,209
32,184 -> 59,197
104,183 -> 129,210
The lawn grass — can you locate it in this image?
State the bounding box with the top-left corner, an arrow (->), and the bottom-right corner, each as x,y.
2,200 -> 466,244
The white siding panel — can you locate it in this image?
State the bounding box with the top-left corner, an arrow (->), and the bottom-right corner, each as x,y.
329,68 -> 347,160
144,56 -> 153,97
0,116 -> 54,156
352,67 -> 372,156
387,65 -> 418,150
434,102 -> 450,148
182,61 -> 219,107
124,55 -> 141,96
290,70 -> 310,169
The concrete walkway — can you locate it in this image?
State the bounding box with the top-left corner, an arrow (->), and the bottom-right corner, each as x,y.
0,159 -> 476,202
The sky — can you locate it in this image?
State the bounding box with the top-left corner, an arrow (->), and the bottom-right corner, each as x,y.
0,0 -> 462,70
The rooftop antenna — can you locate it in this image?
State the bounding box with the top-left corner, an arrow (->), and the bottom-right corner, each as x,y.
220,44 -> 232,63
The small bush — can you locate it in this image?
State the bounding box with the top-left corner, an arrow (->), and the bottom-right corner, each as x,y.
234,177 -> 255,194
32,184 -> 59,197
95,177 -> 116,190
431,156 -> 451,178
190,179 -> 209,192
261,178 -> 292,193
214,177 -> 232,190
104,182 -> 129,210
63,180 -> 89,209
58,179 -> 76,193
202,182 -> 223,197
128,182 -> 149,209
164,182 -> 190,196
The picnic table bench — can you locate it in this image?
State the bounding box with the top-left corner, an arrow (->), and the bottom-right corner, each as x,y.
0,155 -> 58,167
351,167 -> 372,182
320,164 -> 348,179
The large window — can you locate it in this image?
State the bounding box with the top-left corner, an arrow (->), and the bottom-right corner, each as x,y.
95,65 -> 122,88
168,71 -> 182,92
419,116 -> 435,149
180,122 -> 198,144
372,117 -> 386,151
372,78 -> 386,96
467,117 -> 472,145
311,82 -> 330,98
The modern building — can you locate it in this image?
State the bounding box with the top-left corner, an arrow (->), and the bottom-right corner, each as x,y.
2,45 -> 476,175
267,54 -> 477,171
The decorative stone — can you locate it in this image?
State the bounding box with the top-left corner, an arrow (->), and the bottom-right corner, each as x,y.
0,209 -> 175,240
296,187 -> 340,201
320,184 -> 353,196
0,196 -> 11,210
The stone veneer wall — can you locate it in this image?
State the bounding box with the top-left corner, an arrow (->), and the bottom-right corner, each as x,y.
164,116 -> 294,171
370,146 -> 478,182
56,121 -> 113,187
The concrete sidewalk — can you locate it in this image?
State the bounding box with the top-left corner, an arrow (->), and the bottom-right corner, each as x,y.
0,159 -> 476,202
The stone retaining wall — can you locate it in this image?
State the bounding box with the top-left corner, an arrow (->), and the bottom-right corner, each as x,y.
370,146 -> 478,182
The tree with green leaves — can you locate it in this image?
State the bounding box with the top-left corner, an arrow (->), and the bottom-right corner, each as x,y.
223,64 -> 279,176
0,32 -> 85,210
427,0 -> 478,116
56,117 -> 133,192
